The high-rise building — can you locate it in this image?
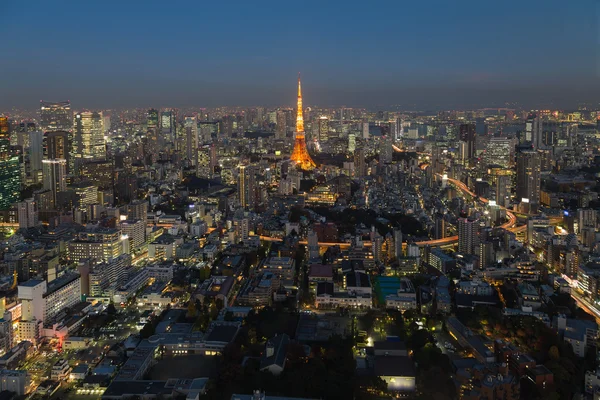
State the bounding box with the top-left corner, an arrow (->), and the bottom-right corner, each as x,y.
459,123 -> 476,162
42,159 -> 67,207
434,213 -> 446,240
17,198 -> 38,229
362,122 -> 370,139
290,75 -> 316,170
487,167 -> 513,208
276,110 -> 287,139
127,199 -> 148,240
29,131 -> 44,174
577,209 -> 597,234
393,227 -> 403,259
74,111 -> 105,161
238,165 -> 257,209
525,113 -> 543,147
484,137 -> 512,168
147,109 -> 159,130
0,127 -> 20,210
308,229 -> 319,262
40,101 -> 72,132
516,148 -> 541,205
68,228 -> 125,263
354,147 -> 366,177
317,116 -> 330,143
458,217 -> 478,255
160,110 -> 175,140
184,117 -> 198,164
42,131 -> 70,172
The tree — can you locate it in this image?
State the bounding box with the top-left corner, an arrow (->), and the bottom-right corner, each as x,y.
549,345 -> 560,360
187,300 -> 197,319
215,298 -> 224,311
106,303 -> 117,315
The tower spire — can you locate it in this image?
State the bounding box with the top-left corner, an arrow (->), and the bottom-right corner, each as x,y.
290,74 -> 316,170
296,73 -> 304,133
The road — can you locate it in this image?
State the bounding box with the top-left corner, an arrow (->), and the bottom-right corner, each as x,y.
571,290 -> 600,325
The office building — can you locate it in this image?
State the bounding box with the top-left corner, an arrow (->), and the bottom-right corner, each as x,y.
120,219 -> 146,250
17,198 -> 38,229
276,110 -> 287,139
197,144 -> 215,179
525,113 -> 542,147
354,147 -> 366,177
43,131 -> 71,173
184,117 -> 198,164
40,101 -> 72,132
68,228 -> 125,263
28,131 -> 44,174
459,123 -> 476,162
44,273 -> 81,322
484,137 -> 512,168
146,109 -> 159,130
0,137 -> 20,210
74,111 -> 105,161
516,148 -> 541,205
42,159 -> 67,207
393,227 -> 403,259
318,116 -> 330,142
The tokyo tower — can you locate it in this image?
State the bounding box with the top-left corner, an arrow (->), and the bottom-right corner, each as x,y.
290,74 -> 316,170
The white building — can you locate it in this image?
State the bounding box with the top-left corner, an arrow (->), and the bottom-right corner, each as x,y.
17,198 -> 38,229
259,257 -> 295,282
146,264 -> 174,282
44,273 -> 81,323
119,219 -> 146,250
0,370 -> 30,395
113,269 -> 149,304
51,359 -> 71,381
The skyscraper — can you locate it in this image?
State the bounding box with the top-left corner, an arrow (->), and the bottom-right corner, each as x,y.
29,131 -> 44,173
75,112 -> 105,162
147,109 -> 159,130
525,112 -> 542,147
238,165 -> 258,209
458,217 -> 478,255
160,110 -> 175,142
484,137 -> 512,168
238,165 -> 248,208
43,131 -> 70,172
354,147 -> 366,177
40,101 -> 72,132
276,110 -> 287,139
393,227 -> 403,259
0,122 -> 20,210
317,116 -> 330,143
290,75 -> 316,170
459,123 -> 476,162
184,117 -> 198,165
42,159 -> 67,207
516,148 -> 541,205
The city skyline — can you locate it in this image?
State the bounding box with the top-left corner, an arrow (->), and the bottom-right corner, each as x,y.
2,0 -> 600,110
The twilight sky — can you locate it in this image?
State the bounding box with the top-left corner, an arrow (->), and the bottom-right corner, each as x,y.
1,0 -> 599,110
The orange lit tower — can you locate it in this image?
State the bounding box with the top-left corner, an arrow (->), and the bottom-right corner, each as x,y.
290,74 -> 316,170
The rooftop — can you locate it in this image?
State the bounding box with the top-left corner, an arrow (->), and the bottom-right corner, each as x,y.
373,355 -> 415,377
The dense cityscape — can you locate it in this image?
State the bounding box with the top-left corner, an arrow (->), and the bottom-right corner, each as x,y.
2,2 -> 600,400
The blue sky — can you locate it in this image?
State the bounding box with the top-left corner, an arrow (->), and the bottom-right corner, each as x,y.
1,0 -> 598,109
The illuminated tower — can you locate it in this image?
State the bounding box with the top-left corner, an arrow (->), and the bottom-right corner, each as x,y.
290,75 -> 316,170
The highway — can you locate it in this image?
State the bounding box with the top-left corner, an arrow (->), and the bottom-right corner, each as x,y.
571,290 -> 600,325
